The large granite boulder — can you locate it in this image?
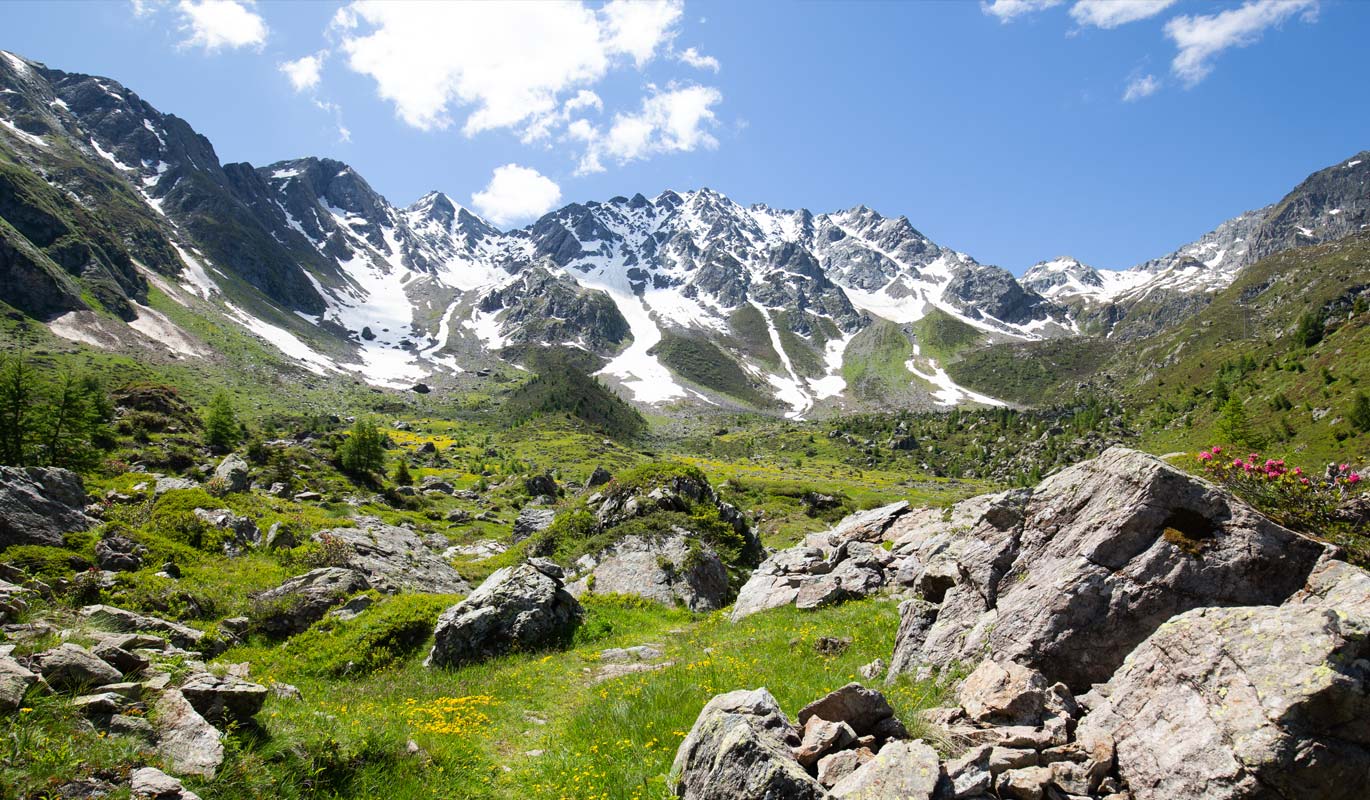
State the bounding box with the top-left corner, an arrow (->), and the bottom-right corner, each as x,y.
1077,557 -> 1370,800
891,447 -> 1333,691
313,519 -> 470,594
32,643 -> 123,690
512,508 -> 555,543
670,688 -> 827,800
0,466 -> 92,547
426,562 -> 581,668
568,530 -> 731,612
212,454 -> 250,493
250,568 -> 370,637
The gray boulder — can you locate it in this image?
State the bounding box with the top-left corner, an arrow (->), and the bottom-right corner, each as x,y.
32,643 -> 123,690
131,766 -> 202,800
213,454 -> 250,493
313,519 -> 470,594
79,604 -> 205,650
829,738 -> 942,800
180,672 -> 268,725
154,688 -> 223,778
193,508 -> 260,552
671,687 -> 827,800
730,503 -> 906,621
568,530 -> 731,612
512,508 -> 555,543
0,466 -> 92,547
1077,558 -> 1370,800
427,563 -> 581,668
251,567 -> 370,637
893,447 -> 1333,691
95,533 -> 146,572
797,682 -> 896,738
0,655 -> 36,713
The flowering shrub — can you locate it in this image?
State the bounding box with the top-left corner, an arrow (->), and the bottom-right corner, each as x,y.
1193,445 -> 1363,535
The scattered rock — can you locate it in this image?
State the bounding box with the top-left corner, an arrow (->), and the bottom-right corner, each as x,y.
858,659 -> 886,680
131,766 -> 202,800
813,636 -> 852,656
155,477 -> 198,495
512,508 -> 555,543
829,738 -> 942,799
33,643 -> 123,691
797,682 -> 895,737
671,688 -> 827,800
0,466 -> 93,547
251,568 -> 370,637
313,519 -> 470,594
109,713 -> 157,744
180,672 -> 267,725
793,716 -> 857,767
524,474 -> 558,497
0,655 -> 37,713
568,530 -> 731,612
192,509 -> 260,552
154,689 -> 223,778
79,605 -> 205,650
587,466 -> 613,487
91,641 -> 149,675
213,454 -> 250,493
95,533 -> 146,572
427,563 -> 582,668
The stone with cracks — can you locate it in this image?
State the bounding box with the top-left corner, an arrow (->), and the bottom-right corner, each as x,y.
0,655 -> 36,713
0,466 -> 92,548
179,672 -> 268,725
512,508 -> 555,543
131,766 -> 202,800
568,531 -> 731,612
79,604 -> 205,650
213,454 -> 250,493
829,738 -> 942,799
32,643 -> 123,691
957,660 -> 1052,727
251,568 -> 370,637
427,564 -> 582,668
797,683 -> 896,737
1076,562 -> 1370,800
894,447 -> 1333,691
671,687 -> 827,800
314,519 -> 470,594
154,688 -> 223,778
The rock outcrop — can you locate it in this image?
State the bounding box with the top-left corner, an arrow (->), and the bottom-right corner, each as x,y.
888,447 -> 1333,690
313,519 -> 470,594
154,688 -> 223,778
251,568 -> 371,637
426,562 -> 582,668
568,530 -> 731,612
0,466 -> 92,547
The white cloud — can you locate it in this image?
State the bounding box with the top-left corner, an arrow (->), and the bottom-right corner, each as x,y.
1166,0 -> 1318,87
336,0 -> 683,135
471,164 -> 563,226
280,52 -> 326,92
577,84 -> 722,174
131,0 -> 166,17
176,0 -> 268,52
677,46 -> 720,72
1070,0 -> 1175,29
982,0 -> 1064,23
602,0 -> 683,67
1123,73 -> 1161,101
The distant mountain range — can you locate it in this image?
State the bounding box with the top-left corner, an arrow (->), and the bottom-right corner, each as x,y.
1,49 -> 1366,416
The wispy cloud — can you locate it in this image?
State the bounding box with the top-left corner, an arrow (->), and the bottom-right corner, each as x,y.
1123,73 -> 1161,101
677,46 -> 720,72
982,0 -> 1064,24
1166,0 -> 1318,87
1070,0 -> 1176,30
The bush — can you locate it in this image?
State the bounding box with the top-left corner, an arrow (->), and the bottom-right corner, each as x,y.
203,392 -> 240,452
280,594 -> 454,677
1192,446 -> 1363,535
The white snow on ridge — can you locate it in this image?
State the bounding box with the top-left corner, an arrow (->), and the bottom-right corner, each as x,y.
907,344 -> 1004,408
170,243 -> 219,299
574,261 -> 687,404
750,301 -> 811,419
224,302 -> 340,377
128,304 -> 205,358
1,118 -> 48,148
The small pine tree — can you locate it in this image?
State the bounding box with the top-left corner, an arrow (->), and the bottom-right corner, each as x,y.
0,355 -> 38,466
392,459 -> 413,486
39,372 -> 101,470
1349,391 -> 1370,433
338,417 -> 386,478
1216,395 -> 1256,447
1294,311 -> 1324,348
204,392 -> 240,453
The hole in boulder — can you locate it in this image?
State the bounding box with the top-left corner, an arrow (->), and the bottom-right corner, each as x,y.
1161,508 -> 1219,556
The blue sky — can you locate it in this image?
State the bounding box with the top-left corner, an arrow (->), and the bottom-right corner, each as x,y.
3,0 -> 1367,273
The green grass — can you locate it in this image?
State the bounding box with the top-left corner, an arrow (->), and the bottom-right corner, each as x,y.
650,333 -> 772,407
911,309 -> 983,363
841,320 -> 914,400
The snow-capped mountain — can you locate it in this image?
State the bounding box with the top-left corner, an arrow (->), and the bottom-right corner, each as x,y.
2,49 -> 1367,415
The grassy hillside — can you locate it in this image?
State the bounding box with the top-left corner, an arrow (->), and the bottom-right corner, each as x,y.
841,319 -> 914,400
